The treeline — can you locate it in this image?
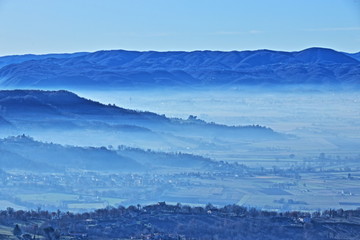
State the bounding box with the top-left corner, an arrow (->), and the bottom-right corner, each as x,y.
3,203 -> 360,220
1,203 -> 360,239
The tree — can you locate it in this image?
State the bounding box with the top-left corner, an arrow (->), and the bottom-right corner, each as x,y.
43,226 -> 60,240
7,207 -> 14,216
13,224 -> 22,237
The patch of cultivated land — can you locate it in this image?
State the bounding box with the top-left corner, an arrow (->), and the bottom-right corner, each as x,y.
1,168 -> 359,212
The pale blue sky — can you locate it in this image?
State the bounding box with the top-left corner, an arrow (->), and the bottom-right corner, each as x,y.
0,0 -> 359,56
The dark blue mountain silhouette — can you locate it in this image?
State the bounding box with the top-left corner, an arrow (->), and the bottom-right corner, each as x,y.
0,48 -> 358,87
0,52 -> 88,68
0,90 -> 153,118
345,52 -> 360,62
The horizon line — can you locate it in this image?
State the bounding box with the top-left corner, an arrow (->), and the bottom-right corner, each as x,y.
1,46 -> 359,58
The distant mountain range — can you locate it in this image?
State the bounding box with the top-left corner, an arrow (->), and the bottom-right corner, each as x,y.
0,48 -> 358,88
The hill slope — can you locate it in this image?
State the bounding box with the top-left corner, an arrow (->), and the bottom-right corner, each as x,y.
0,90 -> 283,153
0,135 -> 214,172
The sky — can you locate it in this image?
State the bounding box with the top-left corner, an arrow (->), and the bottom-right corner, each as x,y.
0,0 -> 359,56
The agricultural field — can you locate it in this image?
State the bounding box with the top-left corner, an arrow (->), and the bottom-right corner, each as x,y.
1,166 -> 359,212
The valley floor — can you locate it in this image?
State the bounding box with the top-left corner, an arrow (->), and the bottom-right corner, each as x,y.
1,157 -> 360,213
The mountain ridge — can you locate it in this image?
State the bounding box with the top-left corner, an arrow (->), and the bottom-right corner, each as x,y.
0,89 -> 279,134
0,48 -> 358,88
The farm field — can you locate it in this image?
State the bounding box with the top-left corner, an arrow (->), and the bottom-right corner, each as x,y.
1,168 -> 359,212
